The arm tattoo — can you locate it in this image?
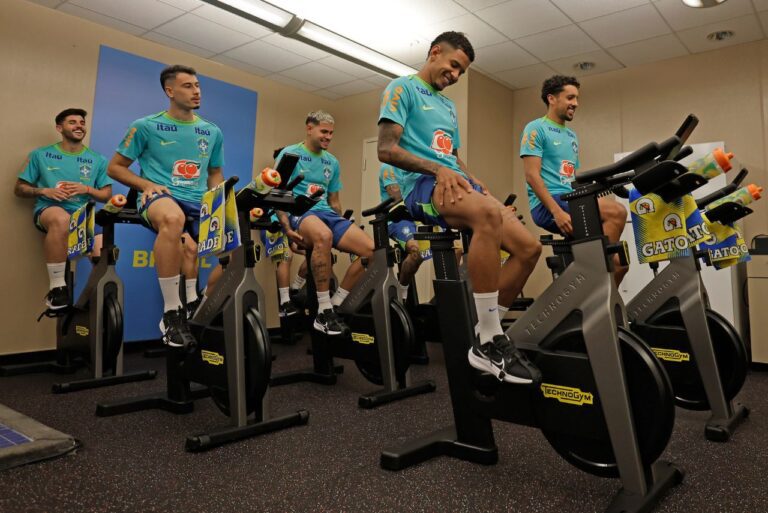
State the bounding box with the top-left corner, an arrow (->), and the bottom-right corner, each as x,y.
378,121 -> 440,177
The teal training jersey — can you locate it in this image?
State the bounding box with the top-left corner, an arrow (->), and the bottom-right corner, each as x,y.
378,75 -> 465,201
276,143 -> 341,213
520,116 -> 579,210
379,163 -> 406,203
18,143 -> 111,214
116,111 -> 224,203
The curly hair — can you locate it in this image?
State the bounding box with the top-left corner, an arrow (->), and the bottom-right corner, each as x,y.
428,31 -> 475,62
541,75 -> 580,105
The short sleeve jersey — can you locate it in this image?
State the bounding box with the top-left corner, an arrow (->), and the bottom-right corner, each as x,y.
116,111 -> 224,203
378,75 -> 466,201
379,163 -> 407,203
276,143 -> 341,214
18,143 -> 111,214
520,116 -> 580,210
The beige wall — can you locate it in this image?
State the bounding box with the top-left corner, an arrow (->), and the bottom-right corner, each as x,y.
512,40 -> 768,296
1,0 -> 335,355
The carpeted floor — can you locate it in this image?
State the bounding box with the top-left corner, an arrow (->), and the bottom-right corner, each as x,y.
0,340 -> 766,513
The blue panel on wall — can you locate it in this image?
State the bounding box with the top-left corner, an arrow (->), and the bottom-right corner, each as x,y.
80,45 -> 258,342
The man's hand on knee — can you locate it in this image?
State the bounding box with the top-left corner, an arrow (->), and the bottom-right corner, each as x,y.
435,167 -> 473,207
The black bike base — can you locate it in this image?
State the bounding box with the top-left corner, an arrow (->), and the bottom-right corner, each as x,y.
95,385 -> 210,416
605,461 -> 684,513
409,354 -> 430,365
358,380 -> 436,409
270,365 -> 344,386
143,347 -> 167,359
704,402 -> 750,442
381,425 -> 498,470
185,409 -> 309,452
52,370 -> 157,394
0,359 -> 81,377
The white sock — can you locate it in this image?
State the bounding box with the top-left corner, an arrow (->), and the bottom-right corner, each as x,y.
474,291 -> 504,345
331,287 -> 349,307
279,287 -> 290,304
497,304 -> 510,321
317,290 -> 333,313
399,284 -> 409,301
47,262 -> 66,289
185,278 -> 198,303
291,275 -> 306,290
159,275 -> 183,313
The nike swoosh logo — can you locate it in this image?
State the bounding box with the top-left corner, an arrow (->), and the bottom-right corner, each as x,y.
160,140 -> 177,146
47,167 -> 60,171
421,105 -> 434,111
553,141 -> 561,146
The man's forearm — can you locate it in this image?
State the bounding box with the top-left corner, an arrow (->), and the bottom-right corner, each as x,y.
90,186 -> 113,202
526,173 -> 563,214
379,145 -> 441,177
207,168 -> 224,189
277,211 -> 290,231
108,164 -> 152,191
14,182 -> 42,198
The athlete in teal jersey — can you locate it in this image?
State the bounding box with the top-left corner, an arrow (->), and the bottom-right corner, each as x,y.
520,116 -> 579,211
522,75 -> 627,284
377,32 -> 540,385
117,111 -> 223,204
276,142 -> 341,213
20,143 -> 111,216
378,75 -> 466,202
15,108 -> 113,310
107,64 -> 225,348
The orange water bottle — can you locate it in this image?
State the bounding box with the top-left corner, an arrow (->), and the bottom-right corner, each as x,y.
249,208 -> 264,222
707,184 -> 763,210
102,194 -> 127,213
249,168 -> 281,194
687,148 -> 735,180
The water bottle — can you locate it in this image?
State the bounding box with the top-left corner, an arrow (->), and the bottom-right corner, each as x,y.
706,184 -> 763,210
687,148 -> 735,180
102,194 -> 127,213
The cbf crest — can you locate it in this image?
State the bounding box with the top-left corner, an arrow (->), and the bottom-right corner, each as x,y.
198,137 -> 209,157
323,167 -> 331,180
79,164 -> 92,179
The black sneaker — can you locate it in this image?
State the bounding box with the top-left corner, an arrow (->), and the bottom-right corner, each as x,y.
186,297 -> 202,320
313,308 -> 348,336
45,286 -> 69,311
279,301 -> 299,318
468,334 -> 541,385
159,308 -> 196,349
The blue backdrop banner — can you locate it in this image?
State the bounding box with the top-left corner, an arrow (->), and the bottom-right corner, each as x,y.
80,45 -> 258,342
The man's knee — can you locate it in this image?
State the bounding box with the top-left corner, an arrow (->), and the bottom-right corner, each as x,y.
605,201 -> 627,225
43,211 -> 70,233
155,210 -> 185,234
305,226 -> 332,251
472,200 -> 502,231
405,242 -> 423,265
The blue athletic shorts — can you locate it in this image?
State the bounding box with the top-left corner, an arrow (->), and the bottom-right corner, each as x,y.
34,205 -> 103,235
388,219 -> 417,248
404,175 -> 483,229
530,194 -> 570,235
137,192 -> 200,241
290,209 -> 353,247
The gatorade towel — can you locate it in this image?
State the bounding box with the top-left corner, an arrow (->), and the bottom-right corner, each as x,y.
263,229 -> 289,259
699,214 -> 750,269
198,183 -> 226,257
67,203 -> 95,260
219,185 -> 240,255
682,194 -> 712,246
629,188 -> 690,263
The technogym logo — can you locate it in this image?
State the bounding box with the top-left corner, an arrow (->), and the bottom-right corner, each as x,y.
540,383 -> 594,406
201,350 -> 224,366
651,348 -> 690,363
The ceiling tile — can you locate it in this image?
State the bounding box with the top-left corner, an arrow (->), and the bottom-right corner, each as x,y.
316,55 -> 377,79
579,4 -> 670,47
267,74 -> 319,92
494,63 -> 559,89
211,55 -> 269,76
260,33 -> 330,60
654,0 -> 754,31
326,79 -> 380,97
387,41 -> 431,69
68,0 -> 184,30
547,49 -> 624,77
755,0 -> 768,11
550,0 -> 650,23
476,0 -> 571,39
279,62 -> 357,89
677,14 -> 764,53
142,31 -> 216,58
155,13 -> 254,54
423,13 -> 508,49
222,39 -> 310,72
314,89 -> 344,100
189,4 -> 272,38
388,0 -> 468,24
158,0 -> 203,10
366,75 -> 393,87
454,0 -> 508,9
27,0 -> 63,7
473,40 -> 539,72
58,3 -> 147,36
515,24 -> 599,62
608,34 -> 689,66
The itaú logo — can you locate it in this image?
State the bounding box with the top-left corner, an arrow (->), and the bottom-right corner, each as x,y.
431,129 -> 453,156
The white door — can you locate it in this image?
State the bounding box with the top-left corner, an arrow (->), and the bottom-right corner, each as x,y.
360,138 -> 435,301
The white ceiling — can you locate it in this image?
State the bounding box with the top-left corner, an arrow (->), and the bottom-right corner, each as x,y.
27,0 -> 768,98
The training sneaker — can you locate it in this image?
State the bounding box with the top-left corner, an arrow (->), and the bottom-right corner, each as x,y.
468,334 -> 541,385
45,286 -> 69,311
313,308 -> 348,336
186,297 -> 202,320
159,308 -> 196,349
279,301 -> 299,318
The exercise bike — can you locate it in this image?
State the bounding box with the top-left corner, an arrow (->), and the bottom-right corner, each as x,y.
0,201 -> 156,393
271,198 -> 436,408
382,135 -> 690,513
96,176 -> 319,451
